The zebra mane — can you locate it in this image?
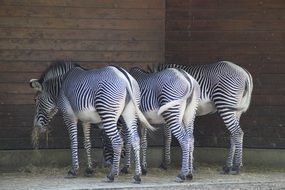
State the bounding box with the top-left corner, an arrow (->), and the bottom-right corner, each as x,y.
147,62 -> 183,73
38,60 -> 81,83
129,67 -> 150,74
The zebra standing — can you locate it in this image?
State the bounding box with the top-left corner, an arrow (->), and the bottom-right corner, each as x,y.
154,61 -> 253,174
123,67 -> 200,182
30,61 -> 154,183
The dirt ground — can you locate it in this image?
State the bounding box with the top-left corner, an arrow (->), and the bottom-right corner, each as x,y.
0,164 -> 285,190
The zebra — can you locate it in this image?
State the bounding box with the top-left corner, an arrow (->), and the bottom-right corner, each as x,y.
117,67 -> 201,182
29,61 -> 155,183
152,61 -> 253,174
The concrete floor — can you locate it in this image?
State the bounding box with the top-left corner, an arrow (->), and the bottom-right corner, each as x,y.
1,148 -> 285,189
1,165 -> 285,190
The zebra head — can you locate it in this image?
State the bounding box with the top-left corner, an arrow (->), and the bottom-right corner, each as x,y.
30,78 -> 58,133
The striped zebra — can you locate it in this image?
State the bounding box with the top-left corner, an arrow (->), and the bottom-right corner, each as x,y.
30,61 -> 154,183
153,61 -> 253,174
122,67 -> 200,182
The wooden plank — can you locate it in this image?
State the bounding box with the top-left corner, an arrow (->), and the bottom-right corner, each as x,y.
0,61 -> 158,72
0,28 -> 164,41
166,19 -> 285,31
167,8 -> 285,20
246,106 -> 285,117
166,41 -> 285,54
0,39 -> 163,51
188,0 -> 285,9
0,17 -> 164,30
196,136 -> 285,149
0,50 -> 163,62
252,95 -> 285,106
0,6 -> 164,19
166,31 -> 285,42
165,52 -> 285,65
0,93 -> 35,105
0,104 -> 34,116
0,72 -> 41,83
0,0 -> 165,9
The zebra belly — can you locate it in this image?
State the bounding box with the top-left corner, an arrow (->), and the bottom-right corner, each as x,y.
144,110 -> 165,124
77,108 -> 101,124
196,99 -> 217,116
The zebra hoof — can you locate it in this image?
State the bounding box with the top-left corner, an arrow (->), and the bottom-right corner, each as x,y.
186,173 -> 193,180
175,174 -> 186,183
141,167 -> 147,176
222,165 -> 232,174
230,166 -> 240,175
159,162 -> 168,170
84,167 -> 94,177
120,166 -> 129,174
65,169 -> 77,179
104,175 -> 114,183
132,175 -> 141,184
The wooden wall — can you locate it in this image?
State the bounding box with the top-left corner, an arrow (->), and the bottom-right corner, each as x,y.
166,0 -> 285,148
0,0 -> 165,149
1,0 -> 284,150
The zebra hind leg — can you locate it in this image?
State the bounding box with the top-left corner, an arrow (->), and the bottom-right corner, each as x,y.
103,127 -> 122,183
120,121 -> 131,174
82,123 -> 94,177
159,125 -> 172,171
122,105 -> 142,184
220,111 -> 243,175
140,127 -> 148,175
231,128 -> 244,175
223,128 -> 243,175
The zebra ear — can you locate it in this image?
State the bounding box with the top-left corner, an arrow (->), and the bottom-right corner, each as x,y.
30,79 -> 42,92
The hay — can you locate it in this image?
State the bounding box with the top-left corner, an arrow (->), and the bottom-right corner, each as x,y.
31,127 -> 40,149
31,127 -> 50,149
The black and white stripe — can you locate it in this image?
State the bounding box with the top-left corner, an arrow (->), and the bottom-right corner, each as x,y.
30,61 -> 153,183
156,61 -> 253,174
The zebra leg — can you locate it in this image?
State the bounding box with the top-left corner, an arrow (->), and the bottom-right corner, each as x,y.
121,124 -> 131,174
122,104 -> 142,184
63,118 -> 79,178
160,124 -> 172,170
130,131 -> 142,183
218,109 -> 243,174
162,109 -> 190,182
82,122 -> 94,177
140,127 -> 148,175
223,134 -> 236,174
103,126 -> 122,182
231,128 -> 244,174
187,133 -> 194,180
101,129 -> 113,168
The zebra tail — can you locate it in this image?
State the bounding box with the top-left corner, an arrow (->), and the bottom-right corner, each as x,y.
115,66 -> 156,132
126,85 -> 156,132
235,69 -> 253,112
241,70 -> 253,112
157,75 -> 193,116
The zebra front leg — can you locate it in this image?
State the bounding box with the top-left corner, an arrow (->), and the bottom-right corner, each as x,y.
64,122 -> 79,178
160,124 -> 172,170
82,123 -> 94,177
